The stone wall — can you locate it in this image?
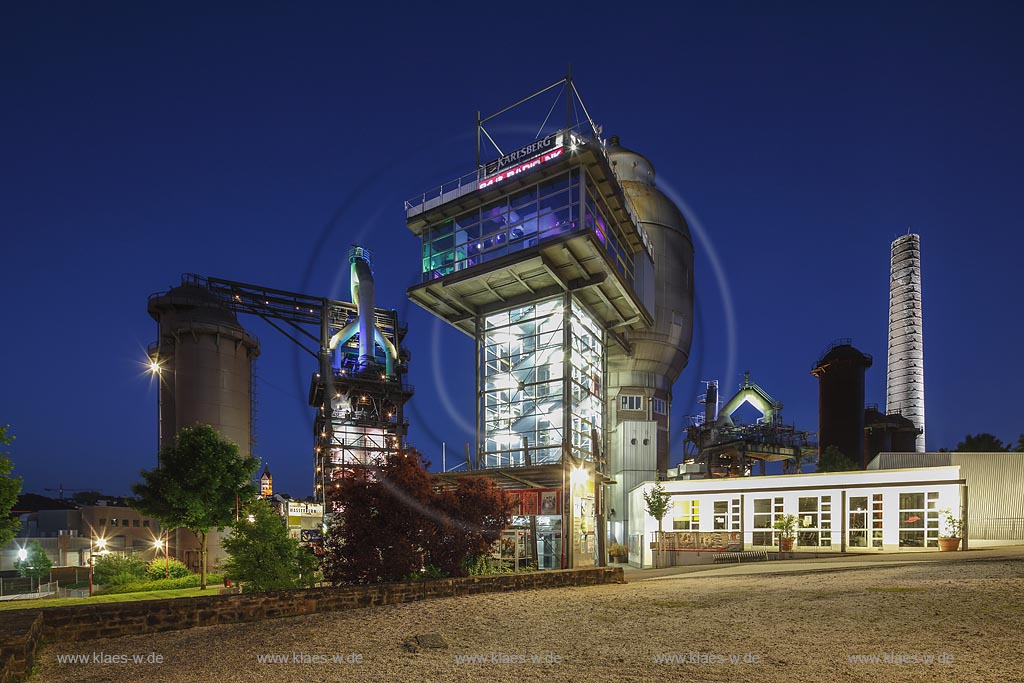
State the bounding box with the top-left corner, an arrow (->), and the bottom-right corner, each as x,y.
0,612 -> 42,683
0,567 -> 623,680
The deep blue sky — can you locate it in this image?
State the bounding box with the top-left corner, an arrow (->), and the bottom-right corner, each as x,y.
2,3 -> 1022,498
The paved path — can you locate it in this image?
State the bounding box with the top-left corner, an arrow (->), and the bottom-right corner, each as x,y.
620,543 -> 1024,580
36,549 -> 1024,683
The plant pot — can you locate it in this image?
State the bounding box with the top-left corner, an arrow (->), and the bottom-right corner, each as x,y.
610,555 -> 626,564
938,537 -> 961,551
779,538 -> 794,552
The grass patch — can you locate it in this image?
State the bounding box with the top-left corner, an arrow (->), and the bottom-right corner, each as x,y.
0,587 -> 223,611
866,586 -> 928,593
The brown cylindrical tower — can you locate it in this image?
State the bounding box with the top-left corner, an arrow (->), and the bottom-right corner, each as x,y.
148,282 -> 260,460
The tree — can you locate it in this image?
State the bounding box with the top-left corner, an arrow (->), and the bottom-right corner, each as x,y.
132,424 -> 258,589
643,480 -> 671,569
428,475 -> 512,577
816,445 -> 859,472
955,433 -> 1008,452
0,425 -> 22,548
223,499 -> 320,592
15,540 -> 52,590
322,449 -> 510,584
70,491 -> 105,506
1015,434 -> 1024,453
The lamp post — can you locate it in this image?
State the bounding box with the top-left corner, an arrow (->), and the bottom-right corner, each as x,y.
153,533 -> 169,579
88,537 -> 106,598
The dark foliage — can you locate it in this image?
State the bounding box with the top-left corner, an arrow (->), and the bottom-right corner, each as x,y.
322,450 -> 510,584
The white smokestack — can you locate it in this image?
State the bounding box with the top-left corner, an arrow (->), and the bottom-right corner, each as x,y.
886,233 -> 925,451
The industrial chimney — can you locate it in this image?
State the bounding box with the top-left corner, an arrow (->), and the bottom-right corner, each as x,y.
886,234 -> 925,451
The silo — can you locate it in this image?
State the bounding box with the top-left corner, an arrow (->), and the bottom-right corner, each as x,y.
147,283 -> 260,459
604,136 -> 694,539
811,341 -> 872,468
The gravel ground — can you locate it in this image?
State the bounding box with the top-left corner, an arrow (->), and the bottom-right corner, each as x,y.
37,559 -> 1024,683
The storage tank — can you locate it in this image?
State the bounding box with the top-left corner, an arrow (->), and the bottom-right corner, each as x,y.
148,282 -> 260,460
811,340 -> 872,469
864,406 -> 920,466
604,136 -> 694,539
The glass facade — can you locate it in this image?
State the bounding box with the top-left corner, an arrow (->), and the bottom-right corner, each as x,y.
421,167 -> 637,286
479,296 -> 604,469
899,491 -> 940,548
752,497 -> 784,546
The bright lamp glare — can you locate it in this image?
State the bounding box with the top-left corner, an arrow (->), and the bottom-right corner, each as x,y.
153,539 -> 163,549
17,548 -> 27,561
570,466 -> 588,488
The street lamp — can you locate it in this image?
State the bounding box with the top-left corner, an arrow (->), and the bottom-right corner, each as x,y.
153,533 -> 169,579
88,537 -> 106,597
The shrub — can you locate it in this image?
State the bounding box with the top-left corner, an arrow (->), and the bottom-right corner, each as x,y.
92,554 -> 147,585
223,500 -> 321,593
98,573 -> 225,595
146,557 -> 192,580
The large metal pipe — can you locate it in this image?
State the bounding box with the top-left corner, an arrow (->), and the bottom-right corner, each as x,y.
351,254 -> 375,369
328,247 -> 398,377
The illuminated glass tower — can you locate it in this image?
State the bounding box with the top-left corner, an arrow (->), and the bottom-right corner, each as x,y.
405,77 -> 668,568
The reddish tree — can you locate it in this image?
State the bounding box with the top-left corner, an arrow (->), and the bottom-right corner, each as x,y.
428,477 -> 513,577
322,449 -> 510,583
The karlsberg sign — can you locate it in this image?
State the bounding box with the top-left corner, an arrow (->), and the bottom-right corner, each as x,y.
478,132 -> 566,190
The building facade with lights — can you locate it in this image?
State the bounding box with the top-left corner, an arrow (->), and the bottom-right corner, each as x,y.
405,78 -> 693,568
627,467 -> 966,568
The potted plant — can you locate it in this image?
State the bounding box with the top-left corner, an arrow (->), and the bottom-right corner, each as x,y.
939,509 -> 963,551
608,542 -> 628,563
773,514 -> 801,552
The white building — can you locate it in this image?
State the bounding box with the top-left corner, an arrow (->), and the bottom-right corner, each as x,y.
627,467 -> 965,568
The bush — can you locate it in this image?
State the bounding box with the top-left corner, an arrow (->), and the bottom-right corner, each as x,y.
92,554 -> 147,585
223,500 -> 321,593
98,573 -> 225,595
146,557 -> 192,580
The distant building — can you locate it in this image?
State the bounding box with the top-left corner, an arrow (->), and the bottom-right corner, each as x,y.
265,494 -> 323,541
260,466 -> 273,498
1,496 -> 162,570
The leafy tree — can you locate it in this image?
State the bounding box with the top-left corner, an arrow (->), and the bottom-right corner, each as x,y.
955,433 -> 1008,452
132,424 -> 259,589
0,425 -> 22,548
816,445 -> 859,472
643,480 -> 671,569
428,475 -> 512,577
92,554 -> 148,585
1015,434 -> 1024,453
15,540 -> 52,589
322,449 -> 510,584
223,499 -> 320,592
70,491 -> 105,506
146,557 -> 192,580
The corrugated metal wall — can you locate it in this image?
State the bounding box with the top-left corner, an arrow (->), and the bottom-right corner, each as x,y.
872,452 -> 1024,539
952,453 -> 1024,540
